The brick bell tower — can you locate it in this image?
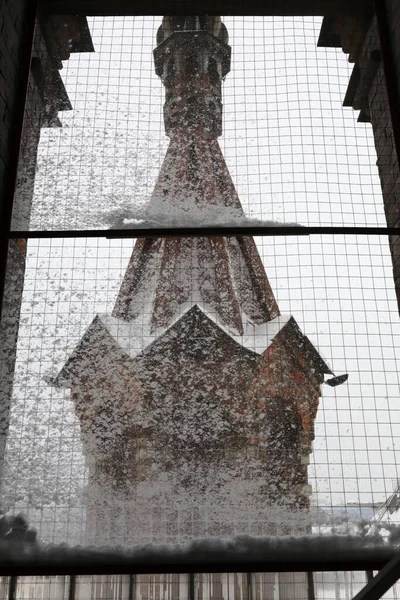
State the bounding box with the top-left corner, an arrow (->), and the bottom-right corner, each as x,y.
55,16 -> 346,547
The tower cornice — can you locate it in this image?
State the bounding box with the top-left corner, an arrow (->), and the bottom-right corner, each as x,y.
154,31 -> 231,79
155,25 -> 231,137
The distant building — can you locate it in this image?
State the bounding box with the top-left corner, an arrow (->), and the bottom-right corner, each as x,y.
318,7 -> 400,313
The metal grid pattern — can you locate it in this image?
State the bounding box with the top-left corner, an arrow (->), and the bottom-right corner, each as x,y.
0,8 -> 399,574
10,16 -> 385,231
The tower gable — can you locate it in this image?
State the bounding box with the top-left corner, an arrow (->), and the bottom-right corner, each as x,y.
53,315 -> 130,388
137,304 -> 258,363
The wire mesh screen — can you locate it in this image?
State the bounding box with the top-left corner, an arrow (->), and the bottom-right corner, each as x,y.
1,233 -> 400,545
1,13 -> 400,600
10,16 -> 386,231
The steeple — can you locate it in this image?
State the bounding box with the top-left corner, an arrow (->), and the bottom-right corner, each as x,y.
112,16 -> 280,334
54,16 -> 345,547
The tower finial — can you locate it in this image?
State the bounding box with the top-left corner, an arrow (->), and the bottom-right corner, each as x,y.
154,16 -> 231,137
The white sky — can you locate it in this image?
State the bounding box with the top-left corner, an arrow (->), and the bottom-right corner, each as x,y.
2,16 -> 400,545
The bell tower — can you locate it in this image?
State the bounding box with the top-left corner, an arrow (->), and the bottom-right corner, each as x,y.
55,16 -> 346,549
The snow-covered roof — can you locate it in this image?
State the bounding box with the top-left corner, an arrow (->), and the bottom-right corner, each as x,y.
98,306 -> 292,359
54,303 -> 332,387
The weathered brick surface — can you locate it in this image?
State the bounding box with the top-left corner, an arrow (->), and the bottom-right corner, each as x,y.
63,313 -> 320,544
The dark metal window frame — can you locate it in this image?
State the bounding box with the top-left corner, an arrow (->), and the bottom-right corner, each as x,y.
0,1 -> 400,597
1,0 -> 399,307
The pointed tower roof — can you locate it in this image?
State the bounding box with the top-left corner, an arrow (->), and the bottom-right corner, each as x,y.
56,15 -> 342,386
144,133 -> 244,224
112,20 -> 280,335
112,132 -> 281,334
112,234 -> 280,336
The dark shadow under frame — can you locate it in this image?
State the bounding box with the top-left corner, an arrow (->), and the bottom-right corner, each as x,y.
7,226 -> 400,239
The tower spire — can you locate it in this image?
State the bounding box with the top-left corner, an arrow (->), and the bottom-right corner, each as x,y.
112,17 -> 280,333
